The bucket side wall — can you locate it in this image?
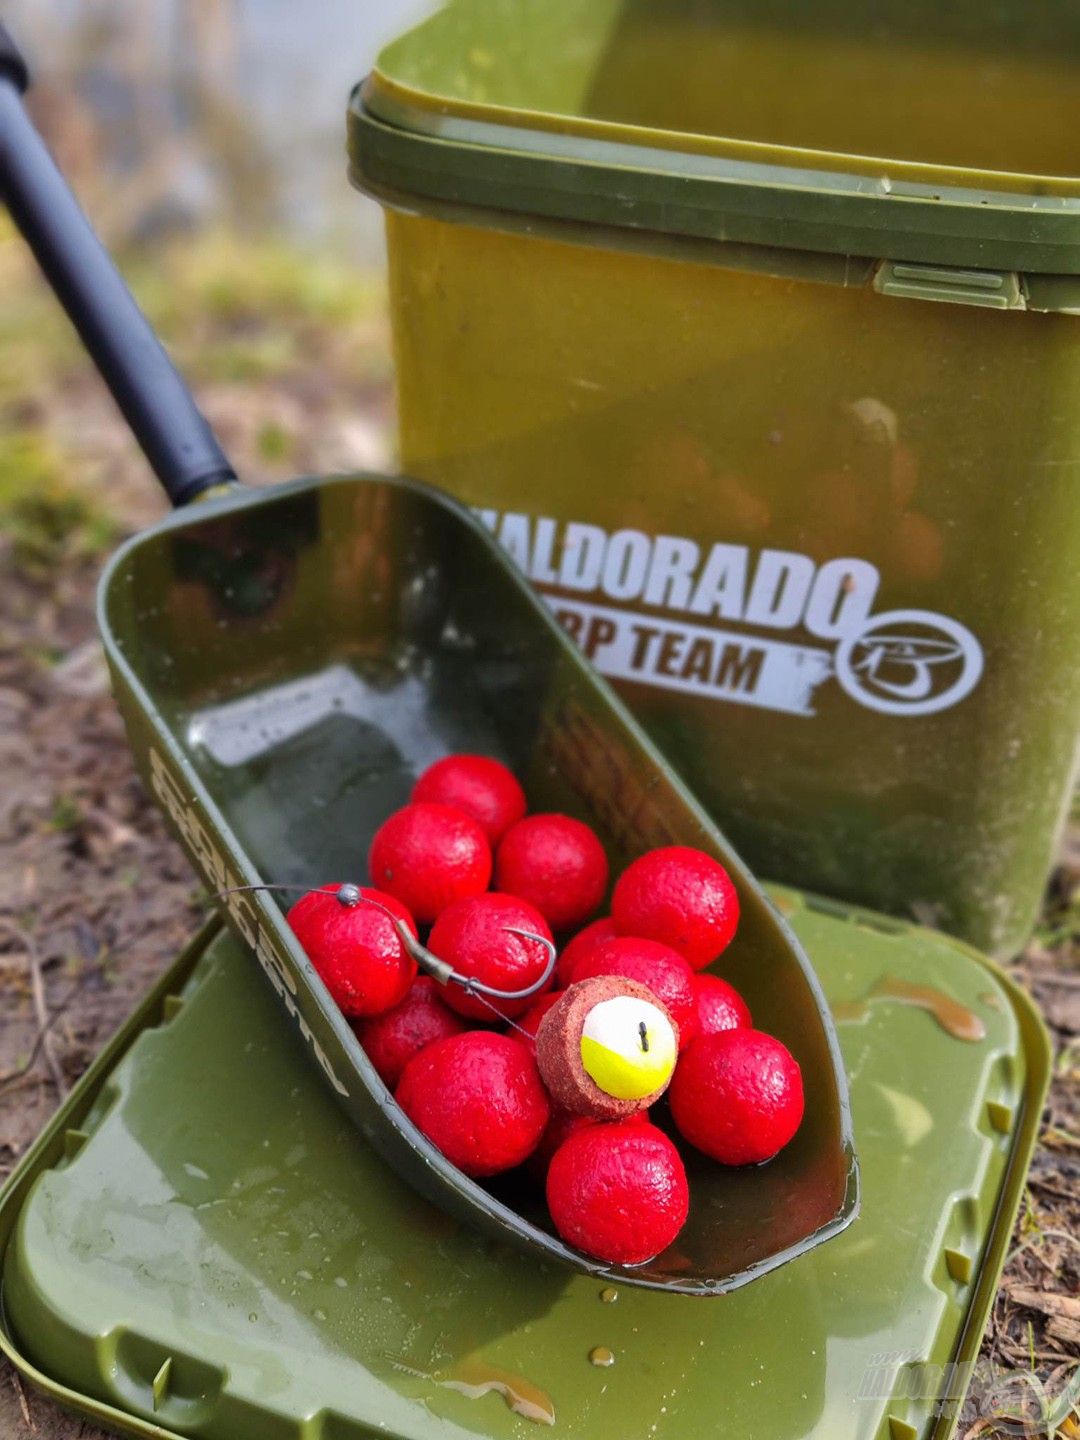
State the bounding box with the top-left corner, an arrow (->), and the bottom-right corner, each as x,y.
387,209 -> 1080,955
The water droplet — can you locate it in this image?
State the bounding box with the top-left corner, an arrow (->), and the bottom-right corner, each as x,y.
248,1312 -> 258,1323
589,1347 -> 615,1368
599,1286 -> 618,1304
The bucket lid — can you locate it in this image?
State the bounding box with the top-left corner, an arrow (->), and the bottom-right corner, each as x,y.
352,0 -> 1080,279
0,904 -> 1052,1440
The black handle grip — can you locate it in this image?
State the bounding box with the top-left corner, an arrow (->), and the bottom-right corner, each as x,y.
0,21 -> 29,91
0,31 -> 236,507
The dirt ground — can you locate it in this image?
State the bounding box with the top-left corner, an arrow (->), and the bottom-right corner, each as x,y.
0,234 -> 1077,1439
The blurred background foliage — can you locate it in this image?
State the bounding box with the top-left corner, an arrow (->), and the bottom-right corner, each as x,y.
5,0 -> 435,252
1,0 -> 437,553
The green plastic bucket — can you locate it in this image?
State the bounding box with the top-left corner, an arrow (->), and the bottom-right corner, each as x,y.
349,0 -> 1080,957
0,897 -> 1052,1440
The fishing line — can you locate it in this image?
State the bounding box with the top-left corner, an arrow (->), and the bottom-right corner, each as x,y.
212,881 -> 557,1003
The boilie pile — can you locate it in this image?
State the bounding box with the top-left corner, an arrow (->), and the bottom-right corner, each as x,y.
287,753 -> 803,1267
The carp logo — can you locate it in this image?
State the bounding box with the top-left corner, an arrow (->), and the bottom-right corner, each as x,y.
477,509 -> 986,720
835,610 -> 983,717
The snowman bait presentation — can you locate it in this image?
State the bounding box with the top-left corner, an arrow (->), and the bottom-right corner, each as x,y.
536,976 -> 678,1119
287,753 -> 804,1266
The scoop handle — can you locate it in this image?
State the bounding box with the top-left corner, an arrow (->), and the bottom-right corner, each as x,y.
0,22 -> 237,506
